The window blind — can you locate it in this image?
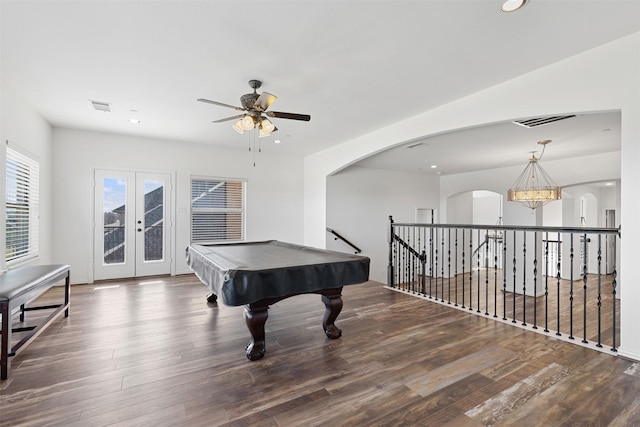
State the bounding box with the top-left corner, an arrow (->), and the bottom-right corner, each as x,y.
191,177 -> 245,242
5,145 -> 39,262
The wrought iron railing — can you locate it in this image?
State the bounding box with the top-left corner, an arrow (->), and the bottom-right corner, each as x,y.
387,215 -> 621,354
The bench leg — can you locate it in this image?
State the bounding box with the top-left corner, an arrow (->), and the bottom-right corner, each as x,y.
1,301 -> 10,380
64,272 -> 70,317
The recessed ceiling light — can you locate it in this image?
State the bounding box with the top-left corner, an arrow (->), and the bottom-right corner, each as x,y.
129,118 -> 140,124
430,165 -> 438,169
274,140 -> 281,144
606,182 -> 614,186
501,0 -> 528,13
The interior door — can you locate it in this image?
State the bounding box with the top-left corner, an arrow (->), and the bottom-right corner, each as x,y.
94,170 -> 172,280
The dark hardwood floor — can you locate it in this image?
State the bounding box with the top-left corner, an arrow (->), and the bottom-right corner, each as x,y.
1,274 -> 639,426
396,270 -> 621,351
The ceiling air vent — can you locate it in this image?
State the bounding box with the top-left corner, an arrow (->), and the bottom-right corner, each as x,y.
512,115 -> 575,128
90,100 -> 112,112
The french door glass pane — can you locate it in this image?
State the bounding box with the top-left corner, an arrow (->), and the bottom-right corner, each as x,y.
103,178 -> 126,264
143,179 -> 164,261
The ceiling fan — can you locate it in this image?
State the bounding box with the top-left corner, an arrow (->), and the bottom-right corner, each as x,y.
197,80 -> 310,137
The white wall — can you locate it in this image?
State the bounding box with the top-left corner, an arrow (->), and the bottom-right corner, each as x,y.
306,33 -> 640,360
0,83 -> 54,270
473,191 -> 501,226
52,127 -> 304,284
326,165 -> 439,282
447,192 -> 473,224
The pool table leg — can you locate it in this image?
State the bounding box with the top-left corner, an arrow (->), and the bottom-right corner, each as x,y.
243,305 -> 268,361
321,287 -> 343,339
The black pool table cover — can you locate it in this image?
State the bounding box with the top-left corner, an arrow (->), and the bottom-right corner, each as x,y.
186,240 -> 370,306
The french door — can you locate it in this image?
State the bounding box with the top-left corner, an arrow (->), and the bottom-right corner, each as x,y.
94,170 -> 172,280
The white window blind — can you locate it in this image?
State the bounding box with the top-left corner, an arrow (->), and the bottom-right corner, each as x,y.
5,144 -> 39,263
191,177 -> 245,242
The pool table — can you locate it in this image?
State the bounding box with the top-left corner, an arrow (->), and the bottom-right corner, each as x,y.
186,240 -> 370,360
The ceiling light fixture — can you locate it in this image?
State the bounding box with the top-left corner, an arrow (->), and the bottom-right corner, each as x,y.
232,119 -> 245,134
241,115 -> 255,131
501,0 -> 528,12
507,140 -> 561,210
258,118 -> 276,138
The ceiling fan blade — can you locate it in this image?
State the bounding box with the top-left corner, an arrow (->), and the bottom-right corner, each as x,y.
266,111 -> 311,121
212,114 -> 245,123
197,98 -> 245,111
253,92 -> 277,111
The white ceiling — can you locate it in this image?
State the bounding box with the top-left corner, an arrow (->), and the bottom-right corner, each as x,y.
2,1 -> 639,173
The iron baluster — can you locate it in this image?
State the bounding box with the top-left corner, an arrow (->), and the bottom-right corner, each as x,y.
493,229 -> 498,318
421,250 -> 426,296
448,228 -> 452,304
556,242 -> 562,337
569,233 -> 574,340
388,216 -> 394,288
441,227 -> 445,303
522,232 -> 527,326
435,227 -> 439,300
485,230 -> 489,316
596,235 -> 602,348
611,267 -> 618,352
461,229 -> 466,309
503,230 -> 507,321
582,232 -> 588,344
429,226 -> 433,298
469,231 -> 473,311
455,229 -> 459,307
544,233 -> 549,333
512,230 -> 517,323
477,229 -> 481,313
532,232 -> 538,329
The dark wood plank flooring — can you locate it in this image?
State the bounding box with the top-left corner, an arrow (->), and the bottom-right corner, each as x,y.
1,274 -> 639,426
398,270 -> 620,350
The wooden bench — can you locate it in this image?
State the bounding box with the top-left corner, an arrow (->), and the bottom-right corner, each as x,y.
1,264 -> 70,380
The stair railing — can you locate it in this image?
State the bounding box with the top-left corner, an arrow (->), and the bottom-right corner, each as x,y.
387,215 -> 621,355
326,227 -> 362,254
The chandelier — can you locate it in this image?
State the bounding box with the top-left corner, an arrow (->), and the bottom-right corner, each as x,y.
507,140 -> 561,210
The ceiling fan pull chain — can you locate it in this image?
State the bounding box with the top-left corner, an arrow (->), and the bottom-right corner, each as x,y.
252,129 -> 257,167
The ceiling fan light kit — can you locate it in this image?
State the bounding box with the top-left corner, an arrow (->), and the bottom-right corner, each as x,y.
232,120 -> 245,134
198,79 -> 310,139
241,115 -> 255,131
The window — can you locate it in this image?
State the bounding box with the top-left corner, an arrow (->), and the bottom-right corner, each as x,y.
190,177 -> 245,242
5,144 -> 39,263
